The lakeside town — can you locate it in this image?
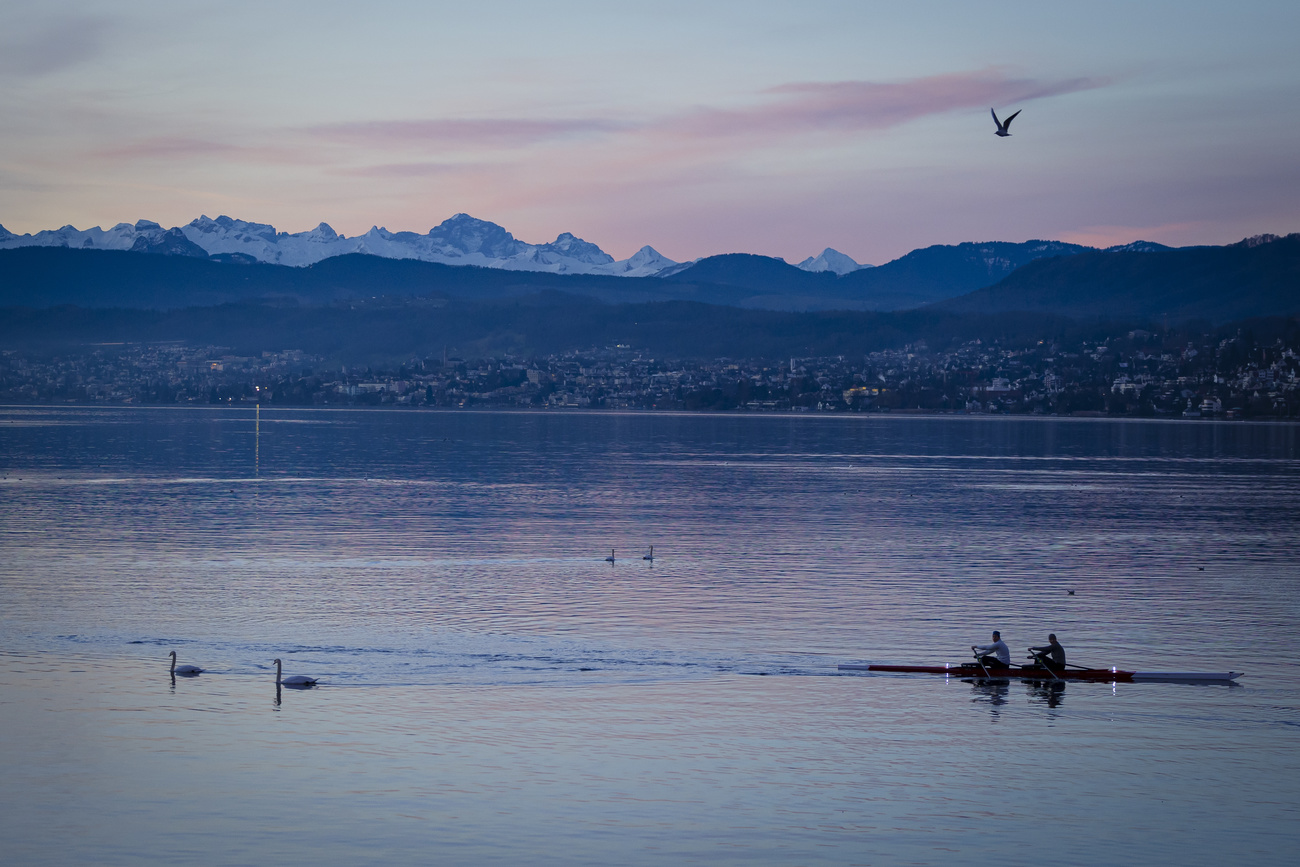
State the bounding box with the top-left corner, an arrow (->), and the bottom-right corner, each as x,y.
2,327 -> 1298,419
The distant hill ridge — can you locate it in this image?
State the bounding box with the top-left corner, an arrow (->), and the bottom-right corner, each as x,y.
1,218 -> 1295,321
941,233 -> 1300,322
0,237 -> 1128,313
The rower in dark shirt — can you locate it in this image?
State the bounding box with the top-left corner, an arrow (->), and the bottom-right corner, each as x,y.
1029,634 -> 1066,671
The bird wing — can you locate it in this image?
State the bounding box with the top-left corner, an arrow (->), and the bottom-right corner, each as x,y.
990,108 -> 1002,129
1003,109 -> 1021,129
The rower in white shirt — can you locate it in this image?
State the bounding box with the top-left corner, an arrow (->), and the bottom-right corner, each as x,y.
971,630 -> 1011,669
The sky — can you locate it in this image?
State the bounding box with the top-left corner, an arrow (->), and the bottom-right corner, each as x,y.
2,0 -> 1298,264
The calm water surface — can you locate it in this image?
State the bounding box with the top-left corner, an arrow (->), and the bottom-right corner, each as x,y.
1,407 -> 1297,865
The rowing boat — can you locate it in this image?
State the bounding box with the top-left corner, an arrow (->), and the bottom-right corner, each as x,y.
838,664 -> 1242,682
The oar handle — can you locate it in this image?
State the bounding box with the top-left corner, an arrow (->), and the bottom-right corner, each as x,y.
1026,650 -> 1063,680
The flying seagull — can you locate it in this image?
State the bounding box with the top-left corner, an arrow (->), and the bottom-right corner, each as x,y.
991,108 -> 1021,137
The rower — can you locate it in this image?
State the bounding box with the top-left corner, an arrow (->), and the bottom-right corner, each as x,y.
1028,634 -> 1066,671
971,630 -> 1011,669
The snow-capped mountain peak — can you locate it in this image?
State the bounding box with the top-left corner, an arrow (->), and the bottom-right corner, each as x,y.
305,222 -> 339,241
589,245 -> 674,277
796,248 -> 869,275
626,246 -> 669,268
187,215 -> 280,241
182,215 -> 300,263
131,227 -> 208,258
540,232 -> 614,266
427,213 -> 522,258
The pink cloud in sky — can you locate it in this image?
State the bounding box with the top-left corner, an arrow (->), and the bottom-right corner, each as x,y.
661,68 -> 1110,139
1057,222 -> 1221,249
94,136 -> 308,165
306,117 -> 623,148
92,68 -> 1109,184
96,137 -> 240,159
303,68 -> 1108,157
339,161 -> 484,178
313,67 -> 1112,228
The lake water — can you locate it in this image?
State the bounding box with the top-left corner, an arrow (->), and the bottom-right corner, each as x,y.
1,406 -> 1297,866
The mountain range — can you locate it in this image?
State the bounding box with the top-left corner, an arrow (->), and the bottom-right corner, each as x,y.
1,229 -> 1295,362
0,213 -> 1053,286
0,214 -> 682,276
0,212 -> 1196,313
1,209 -> 1296,362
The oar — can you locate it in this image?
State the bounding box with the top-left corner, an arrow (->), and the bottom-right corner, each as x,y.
1028,650 -> 1061,681
1050,660 -> 1097,672
973,651 -> 992,678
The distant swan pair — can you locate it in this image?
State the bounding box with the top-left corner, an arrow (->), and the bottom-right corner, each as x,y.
604,547 -> 655,563
167,651 -> 316,686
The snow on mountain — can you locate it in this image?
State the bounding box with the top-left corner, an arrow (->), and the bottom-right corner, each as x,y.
1229,234 -> 1300,249
0,216 -> 1194,280
425,213 -> 525,259
1103,240 -> 1172,253
650,258 -> 705,279
540,232 -> 615,266
0,213 -> 682,276
181,215 -> 349,265
131,227 -> 208,258
796,248 -> 870,275
171,213 -> 681,275
0,219 -> 170,253
592,245 -> 678,277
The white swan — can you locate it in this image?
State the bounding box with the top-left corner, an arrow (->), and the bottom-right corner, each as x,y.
273,658 -> 317,687
643,546 -> 654,562
605,549 -> 615,563
169,650 -> 202,676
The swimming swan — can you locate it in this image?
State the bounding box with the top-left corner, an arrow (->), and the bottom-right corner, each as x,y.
274,658 -> 317,687
169,650 -> 202,676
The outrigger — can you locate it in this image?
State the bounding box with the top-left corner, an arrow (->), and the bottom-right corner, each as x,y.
839,650 -> 1242,683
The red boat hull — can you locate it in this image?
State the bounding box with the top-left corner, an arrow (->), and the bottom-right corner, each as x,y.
862,664 -> 1135,682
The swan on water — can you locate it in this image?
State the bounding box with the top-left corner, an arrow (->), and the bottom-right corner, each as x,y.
168,650 -> 202,676
274,658 -> 318,687
643,546 -> 654,562
605,549 -> 615,563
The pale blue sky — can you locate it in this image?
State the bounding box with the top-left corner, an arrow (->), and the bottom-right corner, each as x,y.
2,0 -> 1297,262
